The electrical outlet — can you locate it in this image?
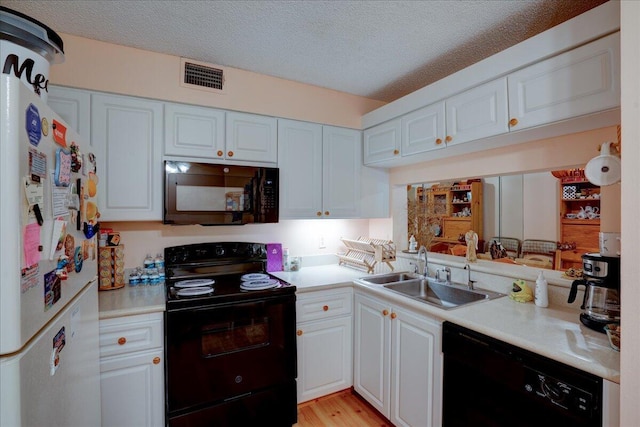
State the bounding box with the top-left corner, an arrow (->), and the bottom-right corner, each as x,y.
319,236 -> 326,249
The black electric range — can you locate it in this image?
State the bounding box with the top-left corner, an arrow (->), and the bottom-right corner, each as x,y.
163,242 -> 298,427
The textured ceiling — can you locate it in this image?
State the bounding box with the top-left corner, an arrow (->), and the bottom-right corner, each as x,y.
3,0 -> 608,102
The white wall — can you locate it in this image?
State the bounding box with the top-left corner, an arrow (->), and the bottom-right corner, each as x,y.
620,1 -> 640,423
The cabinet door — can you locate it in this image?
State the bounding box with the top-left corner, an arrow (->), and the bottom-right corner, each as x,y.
277,119 -> 323,219
322,126 -> 362,218
401,102 -> 446,156
508,33 -> 620,131
363,118 -> 401,165
164,103 -> 225,158
390,306 -> 442,427
226,111 -> 277,163
354,293 -> 391,417
445,78 -> 509,146
296,316 -> 353,403
48,86 -> 91,143
91,94 -> 163,221
100,349 -> 164,427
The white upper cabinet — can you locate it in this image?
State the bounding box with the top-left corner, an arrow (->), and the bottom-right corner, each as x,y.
279,120 -> 376,219
225,111 -> 277,163
401,102 -> 446,156
363,118 -> 401,164
445,78 -> 509,147
48,86 -> 91,143
507,32 -> 620,131
164,103 -> 225,158
91,94 -> 164,221
278,119 -> 323,219
322,126 -> 362,218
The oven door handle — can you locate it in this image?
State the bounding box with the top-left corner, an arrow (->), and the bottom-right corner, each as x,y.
223,391 -> 252,402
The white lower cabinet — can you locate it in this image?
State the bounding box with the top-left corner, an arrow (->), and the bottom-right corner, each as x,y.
296,288 -> 353,403
354,291 -> 442,427
99,312 -> 164,427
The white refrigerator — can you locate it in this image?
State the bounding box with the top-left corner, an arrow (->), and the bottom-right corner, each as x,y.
0,74 -> 101,426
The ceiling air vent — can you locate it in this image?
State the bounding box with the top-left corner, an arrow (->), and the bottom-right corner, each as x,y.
180,58 -> 226,94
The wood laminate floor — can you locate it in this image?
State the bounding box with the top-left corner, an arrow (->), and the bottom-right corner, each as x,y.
295,389 -> 391,427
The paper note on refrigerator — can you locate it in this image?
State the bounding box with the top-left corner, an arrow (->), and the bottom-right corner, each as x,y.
23,222 -> 41,267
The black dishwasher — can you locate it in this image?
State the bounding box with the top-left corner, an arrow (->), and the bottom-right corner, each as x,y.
442,322 -> 603,427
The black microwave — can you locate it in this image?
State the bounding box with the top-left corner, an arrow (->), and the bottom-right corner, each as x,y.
163,161 -> 279,225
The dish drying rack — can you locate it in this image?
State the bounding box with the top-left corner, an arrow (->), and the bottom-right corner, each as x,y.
338,237 -> 396,273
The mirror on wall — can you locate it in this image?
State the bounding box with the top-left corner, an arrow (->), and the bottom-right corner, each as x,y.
406,167 -> 616,270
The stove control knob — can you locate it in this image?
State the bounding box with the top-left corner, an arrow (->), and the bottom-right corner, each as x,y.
215,247 -> 225,256
235,375 -> 243,384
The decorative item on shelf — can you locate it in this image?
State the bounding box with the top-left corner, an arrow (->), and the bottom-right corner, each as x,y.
557,241 -> 577,251
337,237 -> 396,273
562,185 -> 577,199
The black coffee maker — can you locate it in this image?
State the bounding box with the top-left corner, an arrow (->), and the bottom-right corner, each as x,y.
567,253 -> 620,333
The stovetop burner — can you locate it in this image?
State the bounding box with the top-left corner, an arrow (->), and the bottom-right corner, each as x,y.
164,242 -> 295,310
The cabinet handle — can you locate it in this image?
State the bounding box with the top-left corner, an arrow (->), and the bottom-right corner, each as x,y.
393,149 -> 399,155
323,305 -> 329,311
390,312 -> 397,320
227,151 -> 234,157
382,309 -> 389,316
509,118 -> 518,127
445,135 -> 452,143
217,150 -> 223,157
435,138 -> 442,145
117,337 -> 126,345
153,357 -> 161,365
297,330 -> 303,336
316,211 -> 322,217
324,211 -> 330,216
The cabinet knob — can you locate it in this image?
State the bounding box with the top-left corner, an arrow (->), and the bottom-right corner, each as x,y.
435,138 -> 443,145
509,118 -> 518,127
153,356 -> 161,365
390,312 -> 397,320
393,149 -> 399,155
445,135 -> 452,143
382,309 -> 389,316
217,150 -> 223,157
316,211 -> 322,217
324,211 -> 330,216
297,330 -> 303,336
323,305 -> 329,311
227,151 -> 234,157
117,337 -> 126,345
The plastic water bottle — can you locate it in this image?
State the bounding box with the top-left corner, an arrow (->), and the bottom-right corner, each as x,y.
155,253 -> 165,278
144,254 -> 155,269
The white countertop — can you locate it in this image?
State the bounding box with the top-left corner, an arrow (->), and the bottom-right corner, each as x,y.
273,265 -> 621,383
99,264 -> 620,383
98,284 -> 166,319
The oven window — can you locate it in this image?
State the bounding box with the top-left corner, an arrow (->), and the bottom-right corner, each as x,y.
201,317 -> 270,357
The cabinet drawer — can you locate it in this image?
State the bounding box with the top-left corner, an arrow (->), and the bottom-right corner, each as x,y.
99,312 -> 163,357
297,289 -> 352,323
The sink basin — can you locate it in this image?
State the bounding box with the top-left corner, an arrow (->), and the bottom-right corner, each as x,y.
383,277 -> 505,310
357,272 -> 421,285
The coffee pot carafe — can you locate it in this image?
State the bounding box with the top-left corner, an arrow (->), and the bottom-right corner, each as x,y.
567,253 -> 620,333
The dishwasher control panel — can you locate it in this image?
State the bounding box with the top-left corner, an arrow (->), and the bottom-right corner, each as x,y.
524,367 -> 595,417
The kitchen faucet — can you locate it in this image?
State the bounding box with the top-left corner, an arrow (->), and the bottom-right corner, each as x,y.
463,263 -> 475,290
415,246 -> 429,278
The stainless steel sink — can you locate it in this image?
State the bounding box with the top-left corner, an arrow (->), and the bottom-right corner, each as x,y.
383,278 -> 505,310
357,272 -> 421,285
357,272 -> 505,310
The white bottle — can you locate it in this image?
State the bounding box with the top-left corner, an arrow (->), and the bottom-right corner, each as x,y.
534,270 -> 549,308
282,248 -> 290,272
